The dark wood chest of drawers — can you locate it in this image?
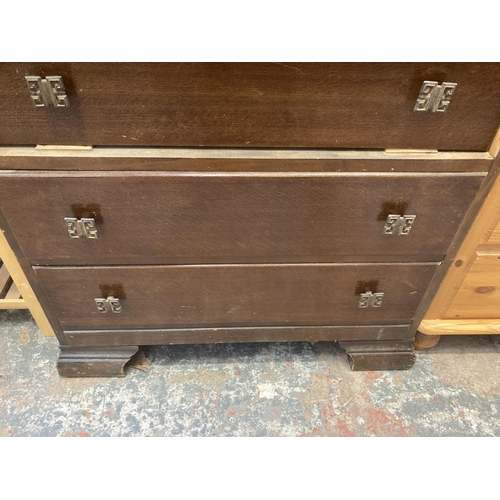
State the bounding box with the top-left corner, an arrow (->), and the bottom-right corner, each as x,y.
1,62 -> 499,376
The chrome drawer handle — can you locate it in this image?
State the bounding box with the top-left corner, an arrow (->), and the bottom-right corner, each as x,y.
95,296 -> 122,314
358,292 -> 384,308
383,214 -> 416,235
64,217 -> 98,239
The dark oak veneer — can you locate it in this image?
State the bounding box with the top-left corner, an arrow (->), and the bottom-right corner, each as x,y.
34,263 -> 438,330
57,346 -> 139,377
1,63 -> 500,151
0,148 -> 493,173
65,325 -> 412,348
0,62 -> 497,376
0,170 -> 484,265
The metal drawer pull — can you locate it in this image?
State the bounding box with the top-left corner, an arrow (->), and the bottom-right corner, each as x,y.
25,76 -> 69,108
95,296 -> 122,314
358,292 -> 384,308
64,217 -> 98,239
414,81 -> 457,113
383,214 -> 416,235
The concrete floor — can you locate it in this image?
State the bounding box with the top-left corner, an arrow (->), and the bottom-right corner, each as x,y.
1,309 -> 499,436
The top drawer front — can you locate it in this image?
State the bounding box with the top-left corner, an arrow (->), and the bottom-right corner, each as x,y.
0,171 -> 483,265
1,63 -> 500,151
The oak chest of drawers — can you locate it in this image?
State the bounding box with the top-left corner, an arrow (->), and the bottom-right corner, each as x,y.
1,63 -> 499,376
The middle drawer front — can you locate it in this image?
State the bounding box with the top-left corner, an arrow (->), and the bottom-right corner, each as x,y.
0,171 -> 484,265
34,263 -> 438,330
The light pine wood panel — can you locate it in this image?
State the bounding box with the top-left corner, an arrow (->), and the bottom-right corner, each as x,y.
420,319 -> 500,335
480,216 -> 500,245
479,127 -> 500,244
424,151 -> 500,318
445,253 -> 500,319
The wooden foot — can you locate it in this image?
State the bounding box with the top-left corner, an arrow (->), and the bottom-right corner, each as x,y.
57,346 -> 139,377
339,340 -> 416,371
413,331 -> 441,351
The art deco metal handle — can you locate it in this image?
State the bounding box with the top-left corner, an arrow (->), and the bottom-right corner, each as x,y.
95,296 -> 122,313
414,81 -> 457,113
383,214 -> 416,235
64,217 -> 98,239
358,292 -> 384,308
25,75 -> 69,108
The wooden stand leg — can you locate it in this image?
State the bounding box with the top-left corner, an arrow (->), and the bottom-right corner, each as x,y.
57,346 -> 139,377
0,229 -> 55,336
413,331 -> 441,351
339,340 -> 416,371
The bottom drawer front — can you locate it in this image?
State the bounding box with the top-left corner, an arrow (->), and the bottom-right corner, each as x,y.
34,263 -> 438,330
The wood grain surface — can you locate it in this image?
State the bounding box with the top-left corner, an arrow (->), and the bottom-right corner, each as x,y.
64,324 -> 412,347
33,263 -> 438,330
1,63 -> 499,150
423,152 -> 500,319
0,171 -> 484,265
480,215 -> 500,245
444,253 -> 500,319
419,319 -> 500,335
0,147 -> 492,172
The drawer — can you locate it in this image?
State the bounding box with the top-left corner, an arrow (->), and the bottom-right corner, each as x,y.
34,263 -> 438,330
445,253 -> 500,319
1,63 -> 500,150
0,171 -> 484,265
